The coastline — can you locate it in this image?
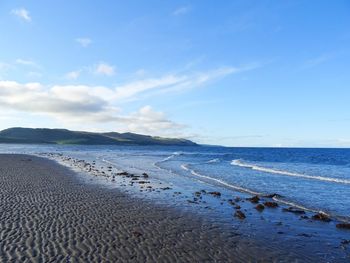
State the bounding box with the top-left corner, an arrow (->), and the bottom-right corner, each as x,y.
0,154 -> 303,262
0,153 -> 349,262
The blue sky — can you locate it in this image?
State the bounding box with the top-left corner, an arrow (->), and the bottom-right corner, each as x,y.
0,0 -> 350,147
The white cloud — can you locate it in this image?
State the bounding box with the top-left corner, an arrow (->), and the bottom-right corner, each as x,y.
125,106 -> 185,135
65,70 -> 81,80
94,62 -> 115,76
0,64 -> 257,136
0,81 -> 182,137
11,8 -> 31,22
15,59 -> 39,68
173,6 -> 191,16
76,38 -> 92,47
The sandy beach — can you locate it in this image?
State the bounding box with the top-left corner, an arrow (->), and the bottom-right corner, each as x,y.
0,154 -> 322,262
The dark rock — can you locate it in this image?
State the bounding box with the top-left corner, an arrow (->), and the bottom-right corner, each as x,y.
138,181 -> 150,184
282,207 -> 306,214
255,204 -> 265,211
142,173 -> 149,178
300,215 -> 309,220
264,193 -> 282,198
234,205 -> 241,210
234,197 -> 241,202
336,223 -> 350,230
194,191 -> 202,197
208,191 -> 221,197
312,212 -> 331,222
247,195 -> 260,203
228,200 -> 235,206
341,240 -> 350,245
161,187 -> 172,190
117,172 -> 129,176
264,201 -> 278,208
234,210 -> 246,220
132,231 -> 143,237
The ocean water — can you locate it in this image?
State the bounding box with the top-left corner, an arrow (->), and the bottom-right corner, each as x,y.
1,144 -> 350,222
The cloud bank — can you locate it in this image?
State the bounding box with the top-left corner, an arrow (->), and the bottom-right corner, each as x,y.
0,64 -> 256,136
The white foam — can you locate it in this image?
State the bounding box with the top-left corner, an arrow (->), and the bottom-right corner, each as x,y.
180,164 -> 260,195
207,158 -> 220,163
231,159 -> 350,185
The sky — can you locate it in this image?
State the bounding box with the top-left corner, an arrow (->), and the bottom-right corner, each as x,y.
0,0 -> 350,147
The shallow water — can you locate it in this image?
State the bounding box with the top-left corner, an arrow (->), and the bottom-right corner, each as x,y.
1,144 -> 350,221
1,144 -> 350,261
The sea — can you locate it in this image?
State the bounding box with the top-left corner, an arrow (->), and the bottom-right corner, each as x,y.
1,144 -> 349,223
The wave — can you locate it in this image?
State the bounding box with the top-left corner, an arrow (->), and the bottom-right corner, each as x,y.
180,164 -> 260,195
206,158 -> 220,164
231,159 -> 350,185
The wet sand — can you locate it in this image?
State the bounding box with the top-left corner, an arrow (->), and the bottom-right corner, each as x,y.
0,154 -> 327,262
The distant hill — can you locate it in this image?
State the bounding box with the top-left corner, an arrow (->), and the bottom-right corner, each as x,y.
0,128 -> 197,146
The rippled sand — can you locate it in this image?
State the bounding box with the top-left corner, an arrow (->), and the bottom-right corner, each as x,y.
0,154 -> 317,262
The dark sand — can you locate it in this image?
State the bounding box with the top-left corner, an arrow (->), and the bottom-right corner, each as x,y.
0,154 -> 316,262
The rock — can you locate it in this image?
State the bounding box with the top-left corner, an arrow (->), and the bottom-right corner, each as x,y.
234,197 -> 241,202
132,231 -> 143,237
142,173 -> 149,178
255,204 -> 265,211
117,172 -> 129,176
336,223 -> 350,230
138,181 -> 150,184
161,187 -> 172,190
264,193 -> 282,198
264,201 -> 278,208
194,191 -> 202,197
341,239 -> 350,245
247,195 -> 260,203
234,205 -> 241,210
228,200 -> 235,206
312,212 -> 331,222
300,215 -> 309,220
208,191 -> 221,197
282,207 -> 305,214
234,210 -> 246,220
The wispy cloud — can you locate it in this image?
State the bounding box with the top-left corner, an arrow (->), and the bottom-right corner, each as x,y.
303,53 -> 336,69
76,38 -> 92,47
15,59 -> 39,68
173,6 -> 191,16
94,62 -> 115,76
65,70 -> 81,80
11,8 -> 31,22
113,64 -> 259,101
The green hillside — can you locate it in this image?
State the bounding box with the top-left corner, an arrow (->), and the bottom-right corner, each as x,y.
0,128 -> 197,146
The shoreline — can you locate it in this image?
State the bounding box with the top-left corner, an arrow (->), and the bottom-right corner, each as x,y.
0,153 -> 309,262
0,153 -> 349,262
